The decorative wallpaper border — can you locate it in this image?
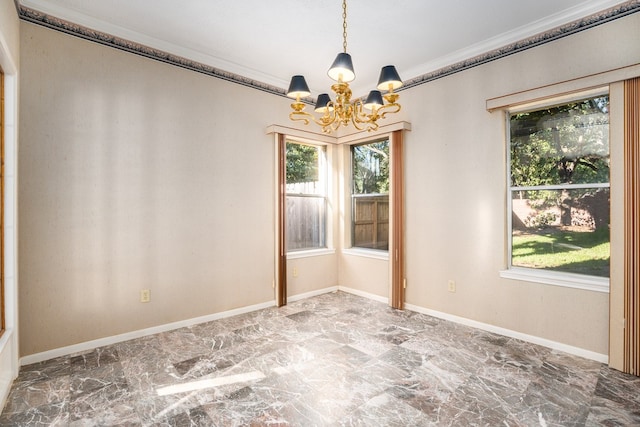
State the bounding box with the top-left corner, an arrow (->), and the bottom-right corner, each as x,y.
17,1 -> 640,97
17,4 -> 288,98
402,0 -> 640,91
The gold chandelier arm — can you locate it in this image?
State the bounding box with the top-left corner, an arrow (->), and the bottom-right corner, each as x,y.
352,107 -> 369,128
319,114 -> 338,134
350,115 -> 368,131
309,108 -> 340,134
289,110 -> 312,125
378,102 -> 401,119
356,114 -> 378,132
290,109 -> 340,133
329,121 -> 342,133
350,99 -> 379,131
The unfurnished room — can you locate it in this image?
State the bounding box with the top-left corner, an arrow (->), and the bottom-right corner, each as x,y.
0,0 -> 640,425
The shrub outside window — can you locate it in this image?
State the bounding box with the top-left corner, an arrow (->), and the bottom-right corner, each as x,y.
351,140 -> 390,251
508,94 -> 610,278
286,141 -> 327,251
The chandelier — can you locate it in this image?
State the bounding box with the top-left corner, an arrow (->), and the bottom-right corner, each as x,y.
286,0 -> 403,134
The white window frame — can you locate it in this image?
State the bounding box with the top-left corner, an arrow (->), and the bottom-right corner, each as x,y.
501,88 -> 610,293
285,139 -> 332,256
349,138 -> 391,254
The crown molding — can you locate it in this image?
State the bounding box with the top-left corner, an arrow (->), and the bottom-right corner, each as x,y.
16,1 -> 640,96
400,0 -> 634,82
401,0 -> 640,91
17,4 -> 288,98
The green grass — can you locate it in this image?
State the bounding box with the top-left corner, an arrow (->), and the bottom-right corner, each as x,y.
512,228 -> 610,277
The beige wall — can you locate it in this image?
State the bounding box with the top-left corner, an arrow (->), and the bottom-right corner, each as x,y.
17,10 -> 640,360
339,254 -> 388,297
287,254 -> 338,296
18,22 -> 292,356
401,12 -> 640,356
0,1 -> 19,58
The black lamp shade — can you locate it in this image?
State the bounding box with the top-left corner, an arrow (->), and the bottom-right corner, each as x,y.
287,75 -> 311,99
314,93 -> 334,113
327,52 -> 355,82
377,65 -> 403,91
363,90 -> 384,110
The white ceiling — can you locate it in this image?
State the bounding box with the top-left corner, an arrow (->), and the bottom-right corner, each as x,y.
18,0 -> 628,97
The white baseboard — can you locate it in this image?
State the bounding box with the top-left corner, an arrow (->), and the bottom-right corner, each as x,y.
21,286 -> 342,366
20,289 -> 608,366
405,303 -> 608,364
287,286 -> 338,303
338,286 -> 389,304
288,285 -> 389,305
20,300 -> 276,366
335,289 -> 606,364
21,288 -> 342,366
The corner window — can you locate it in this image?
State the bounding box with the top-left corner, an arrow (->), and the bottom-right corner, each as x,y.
508,94 -> 610,279
286,141 -> 327,251
351,139 -> 389,251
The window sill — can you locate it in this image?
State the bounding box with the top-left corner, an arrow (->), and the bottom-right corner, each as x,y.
499,267 -> 609,293
287,248 -> 336,260
342,248 -> 389,261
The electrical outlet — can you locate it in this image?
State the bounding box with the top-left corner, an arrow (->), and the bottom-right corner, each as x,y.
448,280 -> 456,293
292,267 -> 299,277
140,289 -> 151,303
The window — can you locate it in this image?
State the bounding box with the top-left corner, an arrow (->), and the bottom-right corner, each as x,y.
508,94 -> 610,279
351,139 -> 389,250
285,141 -> 327,251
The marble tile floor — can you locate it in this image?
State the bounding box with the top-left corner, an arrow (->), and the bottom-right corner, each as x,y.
2,291 -> 640,426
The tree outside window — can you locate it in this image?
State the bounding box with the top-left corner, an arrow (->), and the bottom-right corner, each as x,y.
509,95 -> 610,277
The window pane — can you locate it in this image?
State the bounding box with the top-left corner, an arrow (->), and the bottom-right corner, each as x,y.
352,140 -> 389,195
511,188 -> 610,277
351,140 -> 389,250
286,143 -> 323,195
285,141 -> 327,251
510,96 -> 609,187
286,196 -> 326,251
353,195 -> 389,250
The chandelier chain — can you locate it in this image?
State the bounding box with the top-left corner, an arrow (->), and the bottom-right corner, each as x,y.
342,0 -> 347,53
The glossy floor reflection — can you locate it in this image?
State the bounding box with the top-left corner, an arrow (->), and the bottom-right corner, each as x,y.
2,291 -> 639,426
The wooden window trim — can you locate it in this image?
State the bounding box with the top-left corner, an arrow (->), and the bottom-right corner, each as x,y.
623,77 -> 640,375
276,133 -> 287,307
390,130 -> 405,310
